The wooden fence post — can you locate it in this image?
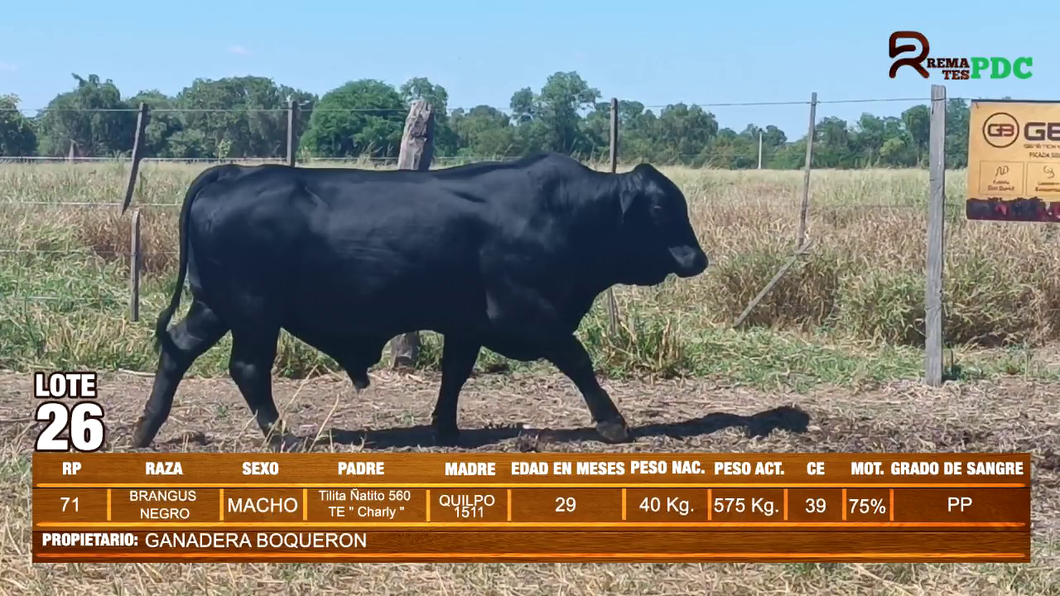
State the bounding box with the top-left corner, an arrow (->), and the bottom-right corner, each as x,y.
757,131 -> 763,169
286,99 -> 299,167
924,84 -> 947,386
796,91 -> 817,249
732,92 -> 818,329
606,97 -> 620,335
129,209 -> 142,322
121,103 -> 149,215
390,99 -> 436,370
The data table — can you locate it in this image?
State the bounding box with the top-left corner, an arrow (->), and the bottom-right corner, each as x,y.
32,452 -> 1031,562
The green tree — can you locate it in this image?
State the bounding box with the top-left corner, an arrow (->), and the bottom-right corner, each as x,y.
812,116 -> 858,168
852,113 -> 886,166
616,102 -> 660,162
35,74 -> 135,157
761,125 -> 787,148
0,94 -> 37,156
511,72 -> 601,157
15,67 -> 989,169
174,76 -> 316,158
876,116 -> 918,166
771,138 -> 808,169
509,88 -> 535,125
901,105 -> 931,165
125,90 -> 183,158
450,105 -> 520,157
879,135 -> 913,166
945,99 -> 970,168
300,79 -> 406,158
651,103 -> 719,164
706,127 -> 757,168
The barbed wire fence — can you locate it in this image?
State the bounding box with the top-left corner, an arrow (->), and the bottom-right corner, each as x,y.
1,89 -> 962,381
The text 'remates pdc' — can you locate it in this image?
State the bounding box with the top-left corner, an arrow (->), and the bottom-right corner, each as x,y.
34,372 -> 106,453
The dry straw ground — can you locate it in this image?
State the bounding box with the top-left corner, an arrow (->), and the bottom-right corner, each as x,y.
1,161 -> 1060,594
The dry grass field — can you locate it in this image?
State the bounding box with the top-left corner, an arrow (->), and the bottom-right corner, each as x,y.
2,160 -> 1060,594
6,160 -> 1060,379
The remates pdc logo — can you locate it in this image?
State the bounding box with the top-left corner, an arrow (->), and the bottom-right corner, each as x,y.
983,112 -> 1019,149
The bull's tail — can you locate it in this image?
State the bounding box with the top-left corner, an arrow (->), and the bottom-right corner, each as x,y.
154,165 -> 232,355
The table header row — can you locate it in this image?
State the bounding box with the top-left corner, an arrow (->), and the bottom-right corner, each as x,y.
33,453 -> 1031,485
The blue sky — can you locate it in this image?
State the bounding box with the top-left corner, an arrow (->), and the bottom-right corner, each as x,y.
0,0 -> 1056,139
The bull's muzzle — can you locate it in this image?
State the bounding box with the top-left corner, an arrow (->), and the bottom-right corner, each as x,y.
669,245 -> 708,278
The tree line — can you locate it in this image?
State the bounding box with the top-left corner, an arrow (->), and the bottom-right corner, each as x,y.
0,71 -> 973,169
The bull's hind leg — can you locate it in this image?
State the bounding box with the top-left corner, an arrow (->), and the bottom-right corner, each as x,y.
432,338 -> 481,445
131,300 -> 229,448
227,327 -> 301,450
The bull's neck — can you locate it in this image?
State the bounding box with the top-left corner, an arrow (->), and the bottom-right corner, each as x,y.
562,169 -> 630,297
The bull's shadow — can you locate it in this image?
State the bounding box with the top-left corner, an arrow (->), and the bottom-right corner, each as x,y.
302,405 -> 810,450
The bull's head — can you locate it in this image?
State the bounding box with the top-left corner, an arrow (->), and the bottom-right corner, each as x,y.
615,163 -> 708,286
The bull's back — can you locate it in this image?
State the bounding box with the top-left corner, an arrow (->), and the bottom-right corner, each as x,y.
187,165 -> 492,336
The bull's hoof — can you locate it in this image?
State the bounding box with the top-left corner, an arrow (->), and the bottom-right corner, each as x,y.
130,417 -> 154,449
432,425 -> 461,447
596,418 -> 632,443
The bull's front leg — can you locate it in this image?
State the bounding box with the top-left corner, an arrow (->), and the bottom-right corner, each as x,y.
484,278 -> 632,443
432,337 -> 481,446
544,334 -> 632,443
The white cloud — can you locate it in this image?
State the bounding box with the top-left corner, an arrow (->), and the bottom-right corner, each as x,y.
0,62 -> 18,72
227,45 -> 251,56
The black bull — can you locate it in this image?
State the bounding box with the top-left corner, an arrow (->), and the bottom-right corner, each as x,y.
130,152 -> 709,450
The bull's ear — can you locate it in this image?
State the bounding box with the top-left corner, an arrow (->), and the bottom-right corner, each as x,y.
619,188 -> 631,214
619,164 -> 648,215
619,184 -> 640,215
621,164 -> 652,215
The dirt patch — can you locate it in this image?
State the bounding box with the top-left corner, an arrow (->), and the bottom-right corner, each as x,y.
1,370 -> 1058,595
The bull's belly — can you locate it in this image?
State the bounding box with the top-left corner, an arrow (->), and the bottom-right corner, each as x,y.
281,290 -> 486,338
280,321 -> 387,368
282,308 -> 465,340
479,339 -> 546,362
281,308 -> 550,365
